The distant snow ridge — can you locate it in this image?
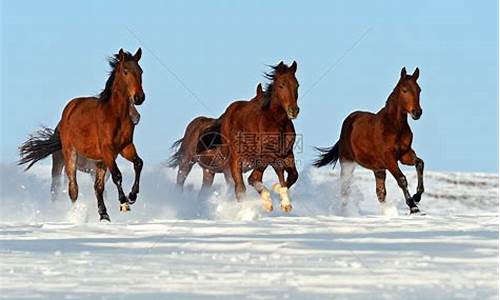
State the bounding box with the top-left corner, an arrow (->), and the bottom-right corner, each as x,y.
0,163 -> 498,223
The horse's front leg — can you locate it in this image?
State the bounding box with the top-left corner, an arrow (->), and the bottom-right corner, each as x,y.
248,166 -> 273,212
400,149 -> 424,203
284,153 -> 299,188
229,155 -> 246,201
271,162 -> 292,213
102,146 -> 129,212
386,156 -> 420,214
120,143 -> 143,205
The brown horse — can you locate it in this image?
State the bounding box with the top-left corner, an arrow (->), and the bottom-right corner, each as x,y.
168,84 -> 268,196
202,62 -> 300,212
314,67 -> 424,214
168,116 -> 233,195
19,48 -> 145,221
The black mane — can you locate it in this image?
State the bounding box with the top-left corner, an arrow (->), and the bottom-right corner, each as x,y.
262,62 -> 290,109
98,51 -> 135,102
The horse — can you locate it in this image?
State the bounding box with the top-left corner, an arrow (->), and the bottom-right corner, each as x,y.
201,61 -> 300,212
167,116 -> 233,195
18,48 -> 145,221
168,84 -> 267,197
314,67 -> 424,214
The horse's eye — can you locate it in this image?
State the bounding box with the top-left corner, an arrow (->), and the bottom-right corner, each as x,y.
279,85 -> 285,89
124,69 -> 129,75
402,88 -> 408,93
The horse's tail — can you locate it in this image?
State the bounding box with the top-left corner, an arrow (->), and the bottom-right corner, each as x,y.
197,120 -> 222,153
18,126 -> 62,171
313,141 -> 339,168
166,138 -> 184,168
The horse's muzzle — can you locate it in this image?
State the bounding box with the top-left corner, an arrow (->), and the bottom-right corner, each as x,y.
410,108 -> 422,120
287,106 -> 300,120
134,94 -> 145,105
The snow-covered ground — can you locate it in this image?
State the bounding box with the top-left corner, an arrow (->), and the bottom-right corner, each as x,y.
0,163 -> 498,299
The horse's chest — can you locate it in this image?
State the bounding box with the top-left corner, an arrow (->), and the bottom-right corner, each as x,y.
237,127 -> 294,160
395,131 -> 412,155
113,123 -> 134,148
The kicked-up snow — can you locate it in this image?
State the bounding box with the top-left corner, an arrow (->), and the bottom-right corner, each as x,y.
0,163 -> 498,299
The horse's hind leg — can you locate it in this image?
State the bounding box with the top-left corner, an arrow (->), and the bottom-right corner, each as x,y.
50,151 -> 65,201
400,150 -> 424,203
374,170 -> 398,215
94,162 -> 110,221
199,169 -> 215,199
247,166 -> 273,212
374,170 -> 387,203
339,160 -> 358,215
177,159 -> 194,191
62,148 -> 78,202
223,169 -> 234,187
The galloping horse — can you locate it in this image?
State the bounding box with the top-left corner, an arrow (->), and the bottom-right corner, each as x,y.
314,67 -> 424,214
19,49 -> 145,221
168,116 -> 233,193
202,62 -> 300,212
168,84 -> 265,196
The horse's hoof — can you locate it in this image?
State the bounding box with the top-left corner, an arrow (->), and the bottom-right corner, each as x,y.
412,194 -> 422,204
281,203 -> 292,213
120,203 -> 131,212
100,214 -> 111,222
128,193 -> 137,205
410,207 -> 421,214
263,201 -> 273,212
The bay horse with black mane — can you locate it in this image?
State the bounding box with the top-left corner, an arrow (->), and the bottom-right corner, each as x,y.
167,115 -> 233,194
168,84 -> 266,196
201,61 -> 300,212
19,48 -> 145,221
314,67 -> 424,214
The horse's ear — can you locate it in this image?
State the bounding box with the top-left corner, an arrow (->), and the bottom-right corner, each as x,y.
412,67 -> 420,80
400,67 -> 407,79
118,48 -> 126,63
276,61 -> 285,71
256,83 -> 264,97
290,61 -> 297,73
133,48 -> 142,61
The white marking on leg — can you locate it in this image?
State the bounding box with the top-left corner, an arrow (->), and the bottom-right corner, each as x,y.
272,184 -> 292,212
340,161 -> 360,216
255,182 -> 273,212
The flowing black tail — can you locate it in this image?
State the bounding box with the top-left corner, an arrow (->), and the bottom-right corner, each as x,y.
313,141 -> 339,168
167,138 -> 184,168
18,126 -> 62,171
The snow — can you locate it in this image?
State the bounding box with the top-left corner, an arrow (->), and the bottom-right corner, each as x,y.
0,163 -> 498,299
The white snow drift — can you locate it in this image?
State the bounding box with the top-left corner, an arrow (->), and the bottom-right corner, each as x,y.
0,163 -> 498,299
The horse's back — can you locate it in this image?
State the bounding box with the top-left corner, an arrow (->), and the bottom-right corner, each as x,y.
61,97 -> 100,123
59,97 -> 102,159
339,110 -> 377,161
182,116 -> 218,156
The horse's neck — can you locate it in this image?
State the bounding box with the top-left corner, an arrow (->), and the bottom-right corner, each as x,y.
263,95 -> 288,123
380,93 -> 408,130
106,84 -> 130,118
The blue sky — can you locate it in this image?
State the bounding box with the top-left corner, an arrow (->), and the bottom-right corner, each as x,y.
1,0 -> 498,172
